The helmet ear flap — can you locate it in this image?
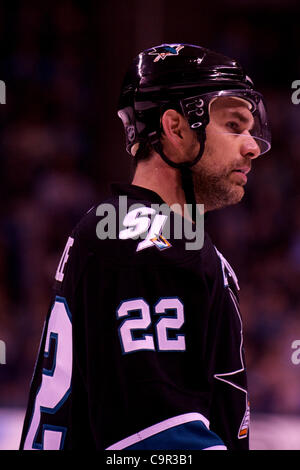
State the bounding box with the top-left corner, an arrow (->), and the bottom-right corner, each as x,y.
180,95 -> 209,130
118,107 -> 138,155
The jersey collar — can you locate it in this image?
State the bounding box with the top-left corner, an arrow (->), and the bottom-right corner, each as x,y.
111,183 -> 166,205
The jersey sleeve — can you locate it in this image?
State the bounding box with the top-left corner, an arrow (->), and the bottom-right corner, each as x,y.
19,226 -> 92,450
204,248 -> 250,450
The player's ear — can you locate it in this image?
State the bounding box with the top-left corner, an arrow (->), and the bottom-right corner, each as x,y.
161,109 -> 200,161
161,109 -> 184,144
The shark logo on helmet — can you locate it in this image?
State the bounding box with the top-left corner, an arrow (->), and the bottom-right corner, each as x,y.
148,44 -> 185,62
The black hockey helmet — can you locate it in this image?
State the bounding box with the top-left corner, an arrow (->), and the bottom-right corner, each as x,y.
118,44 -> 271,216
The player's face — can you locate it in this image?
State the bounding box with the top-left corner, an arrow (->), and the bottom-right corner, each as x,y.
193,96 -> 260,211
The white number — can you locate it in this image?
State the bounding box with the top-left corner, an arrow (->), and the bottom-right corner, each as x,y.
24,297 -> 72,450
117,297 -> 185,353
55,237 -> 74,282
155,298 -> 185,351
117,299 -> 155,353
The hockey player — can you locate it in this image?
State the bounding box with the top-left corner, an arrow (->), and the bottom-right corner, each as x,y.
20,43 -> 271,450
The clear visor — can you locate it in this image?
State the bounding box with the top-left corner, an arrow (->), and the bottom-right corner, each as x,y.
182,89 -> 271,156
207,90 -> 271,155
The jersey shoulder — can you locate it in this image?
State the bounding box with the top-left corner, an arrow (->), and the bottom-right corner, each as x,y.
53,188 -> 238,297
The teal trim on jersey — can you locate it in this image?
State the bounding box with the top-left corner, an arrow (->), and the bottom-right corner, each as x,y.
125,420 -> 225,450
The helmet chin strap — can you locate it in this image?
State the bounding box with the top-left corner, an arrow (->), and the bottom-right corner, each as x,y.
149,130 -> 206,222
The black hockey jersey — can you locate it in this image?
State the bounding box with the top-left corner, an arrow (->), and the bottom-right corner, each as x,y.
20,183 -> 250,450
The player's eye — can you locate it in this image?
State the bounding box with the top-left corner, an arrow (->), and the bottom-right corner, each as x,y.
226,120 -> 242,133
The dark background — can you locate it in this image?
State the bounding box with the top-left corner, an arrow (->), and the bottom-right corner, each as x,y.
0,0 -> 300,419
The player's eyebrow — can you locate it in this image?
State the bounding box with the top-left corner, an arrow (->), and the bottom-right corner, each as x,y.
227,110 -> 254,129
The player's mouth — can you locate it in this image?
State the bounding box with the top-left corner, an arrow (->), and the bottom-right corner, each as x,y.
231,167 -> 250,184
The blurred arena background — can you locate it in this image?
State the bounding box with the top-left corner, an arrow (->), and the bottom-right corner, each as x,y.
0,0 -> 300,450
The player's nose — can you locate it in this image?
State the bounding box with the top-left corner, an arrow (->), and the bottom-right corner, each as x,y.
240,133 -> 260,160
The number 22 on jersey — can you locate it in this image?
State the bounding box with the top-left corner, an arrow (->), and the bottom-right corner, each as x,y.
23,296 -> 72,450
117,297 -> 186,353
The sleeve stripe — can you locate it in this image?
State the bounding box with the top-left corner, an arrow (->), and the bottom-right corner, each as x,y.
105,412 -> 212,450
203,445 -> 227,450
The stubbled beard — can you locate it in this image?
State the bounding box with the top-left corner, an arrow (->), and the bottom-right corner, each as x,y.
192,164 -> 245,211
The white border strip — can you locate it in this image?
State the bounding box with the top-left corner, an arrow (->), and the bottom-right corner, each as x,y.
203,445 -> 227,450
105,412 -> 210,450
